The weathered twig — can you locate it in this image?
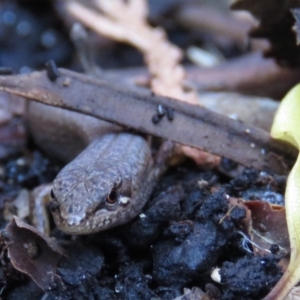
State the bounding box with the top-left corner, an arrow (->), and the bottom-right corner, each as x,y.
104,53 -> 300,100
66,0 -> 196,103
0,69 -> 296,174
187,53 -> 300,100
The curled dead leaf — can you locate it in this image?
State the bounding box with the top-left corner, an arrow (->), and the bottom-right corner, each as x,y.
4,217 -> 63,291
245,201 -> 289,257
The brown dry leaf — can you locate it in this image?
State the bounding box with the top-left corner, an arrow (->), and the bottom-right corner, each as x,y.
245,201 -> 290,256
179,145 -> 221,169
4,217 -> 64,291
0,69 -> 295,174
231,0 -> 300,65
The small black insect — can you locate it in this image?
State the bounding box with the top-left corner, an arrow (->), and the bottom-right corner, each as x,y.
157,104 -> 166,117
45,60 -> 60,81
152,114 -> 161,124
166,107 -> 174,121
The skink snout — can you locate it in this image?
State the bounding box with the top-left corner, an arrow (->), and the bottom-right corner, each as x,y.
65,215 -> 85,226
59,203 -> 87,226
50,188 -> 87,228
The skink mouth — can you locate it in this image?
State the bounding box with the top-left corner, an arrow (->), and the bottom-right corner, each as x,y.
53,216 -> 97,235
51,210 -> 120,235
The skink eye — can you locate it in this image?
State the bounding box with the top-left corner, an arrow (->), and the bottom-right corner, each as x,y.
49,198 -> 59,212
107,190 -> 118,205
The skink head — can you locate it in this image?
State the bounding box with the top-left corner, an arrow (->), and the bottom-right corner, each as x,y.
49,166 -> 134,234
48,133 -> 153,234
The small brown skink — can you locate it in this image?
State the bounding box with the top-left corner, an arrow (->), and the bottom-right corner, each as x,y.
27,102 -> 157,234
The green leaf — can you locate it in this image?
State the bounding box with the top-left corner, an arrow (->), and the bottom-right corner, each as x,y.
264,83 -> 300,299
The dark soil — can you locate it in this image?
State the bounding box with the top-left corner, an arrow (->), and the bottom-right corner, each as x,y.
0,154 -> 285,299
0,1 -> 286,299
